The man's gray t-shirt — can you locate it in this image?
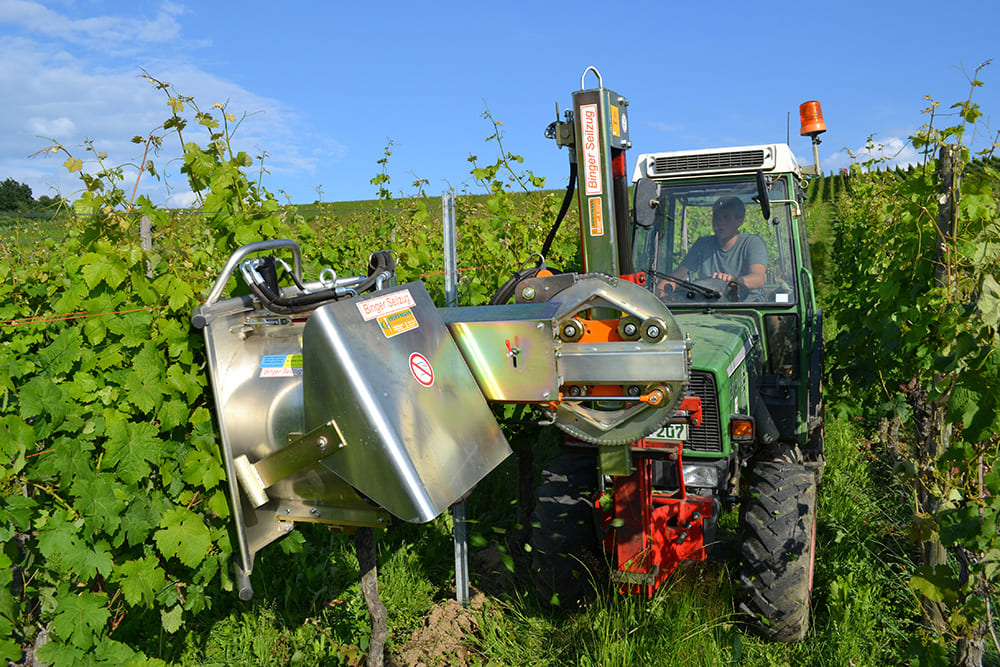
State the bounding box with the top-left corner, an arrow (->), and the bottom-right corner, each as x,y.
679,233 -> 767,300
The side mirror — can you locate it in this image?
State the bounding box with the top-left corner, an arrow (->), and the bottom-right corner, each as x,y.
755,170 -> 771,220
633,178 -> 662,229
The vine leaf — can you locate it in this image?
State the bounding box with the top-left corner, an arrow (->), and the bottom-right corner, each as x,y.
105,419 -> 163,485
911,564 -> 959,606
978,274 -> 1000,327
18,376 -> 66,424
115,556 -> 166,607
106,311 -> 154,348
51,591 -> 110,650
154,508 -> 212,568
161,604 -> 184,634
70,475 -> 126,537
63,539 -> 114,581
117,494 -> 160,547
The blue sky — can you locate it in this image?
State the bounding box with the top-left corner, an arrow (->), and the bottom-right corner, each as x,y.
1,0 -> 997,207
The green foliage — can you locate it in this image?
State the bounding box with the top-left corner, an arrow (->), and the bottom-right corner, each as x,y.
0,178 -> 34,212
825,62 -> 1000,660
0,73 -> 584,664
0,76 -> 284,664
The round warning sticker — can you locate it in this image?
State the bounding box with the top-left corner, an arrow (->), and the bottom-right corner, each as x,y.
408,352 -> 434,387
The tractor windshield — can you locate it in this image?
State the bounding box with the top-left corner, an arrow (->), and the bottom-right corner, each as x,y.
632,176 -> 797,306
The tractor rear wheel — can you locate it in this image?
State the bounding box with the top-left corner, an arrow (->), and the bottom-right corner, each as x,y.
529,454 -> 603,608
738,458 -> 817,641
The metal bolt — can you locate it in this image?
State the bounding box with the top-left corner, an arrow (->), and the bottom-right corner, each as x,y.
309,507 -> 318,515
646,325 -> 661,339
317,436 -> 329,452
521,287 -> 536,300
627,385 -> 641,397
623,323 -> 638,337
568,385 -> 582,397
563,324 -> 577,338
542,391 -> 551,399
282,522 -> 293,532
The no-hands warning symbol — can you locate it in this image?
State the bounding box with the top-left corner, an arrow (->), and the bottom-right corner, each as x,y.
408,352 -> 434,387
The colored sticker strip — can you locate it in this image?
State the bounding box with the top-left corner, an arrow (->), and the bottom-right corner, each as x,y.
259,354 -> 303,378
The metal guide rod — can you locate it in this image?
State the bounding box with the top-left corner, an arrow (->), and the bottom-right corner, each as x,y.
443,189 -> 468,605
443,191 -> 458,307
453,503 -> 470,606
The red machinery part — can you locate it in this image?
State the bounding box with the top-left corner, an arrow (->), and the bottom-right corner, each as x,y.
604,442 -> 715,597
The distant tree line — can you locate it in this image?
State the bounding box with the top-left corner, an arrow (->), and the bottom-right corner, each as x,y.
0,178 -> 65,214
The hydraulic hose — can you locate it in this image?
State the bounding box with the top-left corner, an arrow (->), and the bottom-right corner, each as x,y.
489,162 -> 576,306
247,251 -> 396,315
540,161 -> 577,259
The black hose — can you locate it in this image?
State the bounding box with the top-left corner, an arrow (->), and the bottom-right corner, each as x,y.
540,161 -> 577,259
248,250 -> 396,315
488,263 -> 545,306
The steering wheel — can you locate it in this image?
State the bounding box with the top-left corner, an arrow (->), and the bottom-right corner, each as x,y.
687,278 -> 747,302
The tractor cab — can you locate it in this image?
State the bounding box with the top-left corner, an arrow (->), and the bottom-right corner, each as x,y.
631,149 -> 803,308
630,144 -> 823,471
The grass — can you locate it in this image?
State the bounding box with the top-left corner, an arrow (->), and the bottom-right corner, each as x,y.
464,416 -> 918,666
157,414 -> 918,666
2,192 -> 927,665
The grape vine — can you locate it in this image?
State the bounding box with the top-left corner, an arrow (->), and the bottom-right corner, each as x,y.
826,62 -> 1000,666
0,73 -> 578,664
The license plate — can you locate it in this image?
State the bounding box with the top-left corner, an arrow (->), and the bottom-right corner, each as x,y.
646,423 -> 688,442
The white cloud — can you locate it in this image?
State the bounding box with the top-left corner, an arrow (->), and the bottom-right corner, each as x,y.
0,0 -> 183,53
819,136 -> 922,174
0,2 -> 341,207
26,116 -> 76,138
166,190 -> 199,208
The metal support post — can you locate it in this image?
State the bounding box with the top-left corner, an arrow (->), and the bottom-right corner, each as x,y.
453,502 -> 469,606
443,190 -> 457,307
443,189 -> 469,605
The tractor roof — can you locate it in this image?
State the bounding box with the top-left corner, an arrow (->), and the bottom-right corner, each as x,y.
632,144 -> 801,182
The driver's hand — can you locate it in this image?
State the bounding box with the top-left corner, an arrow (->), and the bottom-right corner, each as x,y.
656,278 -> 676,294
711,272 -> 735,282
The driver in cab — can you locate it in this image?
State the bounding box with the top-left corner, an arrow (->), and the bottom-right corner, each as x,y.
661,196 -> 767,301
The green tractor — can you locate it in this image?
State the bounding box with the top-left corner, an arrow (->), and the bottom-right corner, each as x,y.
530,68 -> 825,641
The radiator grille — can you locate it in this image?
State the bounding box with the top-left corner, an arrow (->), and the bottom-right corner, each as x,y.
653,149 -> 765,175
684,371 -> 723,453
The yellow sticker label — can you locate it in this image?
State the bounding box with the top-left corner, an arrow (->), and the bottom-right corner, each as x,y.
588,197 -> 604,237
377,308 -> 419,338
610,104 -> 620,137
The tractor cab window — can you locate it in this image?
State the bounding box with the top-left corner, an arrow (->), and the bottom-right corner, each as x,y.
632,177 -> 797,306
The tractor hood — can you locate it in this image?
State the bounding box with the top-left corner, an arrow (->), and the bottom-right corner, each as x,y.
674,312 -> 759,376
673,311 -> 760,419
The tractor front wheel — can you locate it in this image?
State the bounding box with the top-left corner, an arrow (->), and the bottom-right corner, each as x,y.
738,458 -> 817,641
529,454 -> 603,608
